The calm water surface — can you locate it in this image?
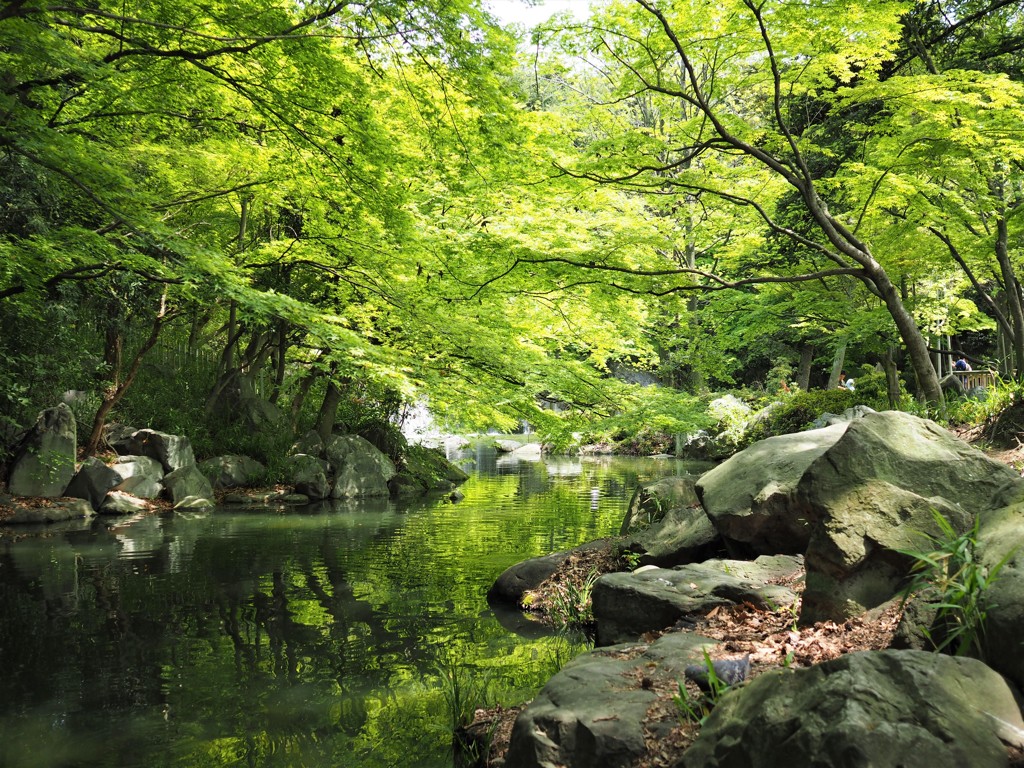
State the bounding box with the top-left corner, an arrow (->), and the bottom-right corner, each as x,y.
0,450 -> 707,768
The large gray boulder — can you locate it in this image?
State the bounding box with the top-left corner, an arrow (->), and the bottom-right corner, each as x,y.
198,455 -> 266,489
681,650 -> 1024,768
162,465 -> 214,506
289,454 -> 330,500
505,632 -> 719,768
332,463 -> 390,498
799,412 -> 1023,622
808,404 -> 876,429
290,430 -> 324,458
111,455 -> 164,499
116,428 -> 196,473
103,423 -> 137,453
625,509 -> 721,569
620,476 -> 721,567
620,476 -> 700,535
64,456 -> 121,509
695,422 -> 848,556
325,434 -> 396,498
697,412 -> 1024,623
592,555 -> 801,646
974,498 -> 1024,689
7,403 -> 77,498
401,444 -> 469,491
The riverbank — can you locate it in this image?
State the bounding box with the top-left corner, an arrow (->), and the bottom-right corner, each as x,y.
469,415 -> 1024,767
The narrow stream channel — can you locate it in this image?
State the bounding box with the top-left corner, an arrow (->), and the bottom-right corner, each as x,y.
0,449 -> 709,768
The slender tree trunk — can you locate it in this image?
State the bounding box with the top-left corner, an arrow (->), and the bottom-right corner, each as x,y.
315,376 -> 344,445
85,294 -> 175,456
797,345 -> 813,391
827,340 -> 847,390
882,346 -> 901,408
873,268 -> 944,407
995,217 -> 1024,380
681,210 -> 706,391
290,370 -> 315,434
270,320 -> 289,404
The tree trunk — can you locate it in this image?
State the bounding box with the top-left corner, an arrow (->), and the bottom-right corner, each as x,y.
315,375 -> 344,444
290,370 -> 315,434
995,216 -> 1024,380
85,296 -> 174,456
270,320 -> 289,404
873,268 -> 944,407
797,345 -> 813,391
827,340 -> 847,390
882,346 -> 901,408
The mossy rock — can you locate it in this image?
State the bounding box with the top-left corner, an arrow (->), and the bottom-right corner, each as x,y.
402,444 -> 468,490
389,472 -> 428,497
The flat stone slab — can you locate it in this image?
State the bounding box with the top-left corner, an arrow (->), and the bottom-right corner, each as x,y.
505,631 -> 719,768
592,555 -> 802,646
222,491 -> 310,505
0,495 -> 94,525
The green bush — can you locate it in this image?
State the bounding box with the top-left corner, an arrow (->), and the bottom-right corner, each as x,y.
749,389 -> 859,440
612,428 -> 673,456
849,367 -> 892,410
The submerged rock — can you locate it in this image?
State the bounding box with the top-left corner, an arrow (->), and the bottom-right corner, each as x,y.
488,539 -> 615,606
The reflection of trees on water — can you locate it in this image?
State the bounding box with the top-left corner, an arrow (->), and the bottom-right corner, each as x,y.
0,456 -> 687,767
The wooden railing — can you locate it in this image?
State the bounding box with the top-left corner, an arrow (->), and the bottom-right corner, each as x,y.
950,370 -> 996,390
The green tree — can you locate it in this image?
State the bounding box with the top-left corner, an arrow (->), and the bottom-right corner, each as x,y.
502,0 -> 1019,407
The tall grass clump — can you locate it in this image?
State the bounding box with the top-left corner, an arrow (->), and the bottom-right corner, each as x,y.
547,569 -> 600,632
899,510 -> 1013,661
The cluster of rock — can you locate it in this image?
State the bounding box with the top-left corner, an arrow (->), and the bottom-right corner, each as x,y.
1,404 -> 219,522
1,404 -> 468,524
491,410 -> 1024,767
288,430 -> 468,500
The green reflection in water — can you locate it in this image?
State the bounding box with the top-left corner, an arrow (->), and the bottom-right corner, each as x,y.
0,455 -> 707,768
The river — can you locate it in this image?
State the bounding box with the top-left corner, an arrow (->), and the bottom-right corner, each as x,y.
0,448 -> 708,768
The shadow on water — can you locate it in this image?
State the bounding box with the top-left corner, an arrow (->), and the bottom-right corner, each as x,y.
0,451 -> 709,768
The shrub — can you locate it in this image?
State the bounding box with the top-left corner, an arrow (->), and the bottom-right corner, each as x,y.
613,428 -> 673,456
748,389 -> 858,440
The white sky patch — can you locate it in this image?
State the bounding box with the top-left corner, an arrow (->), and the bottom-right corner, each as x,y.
486,0 -> 597,28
